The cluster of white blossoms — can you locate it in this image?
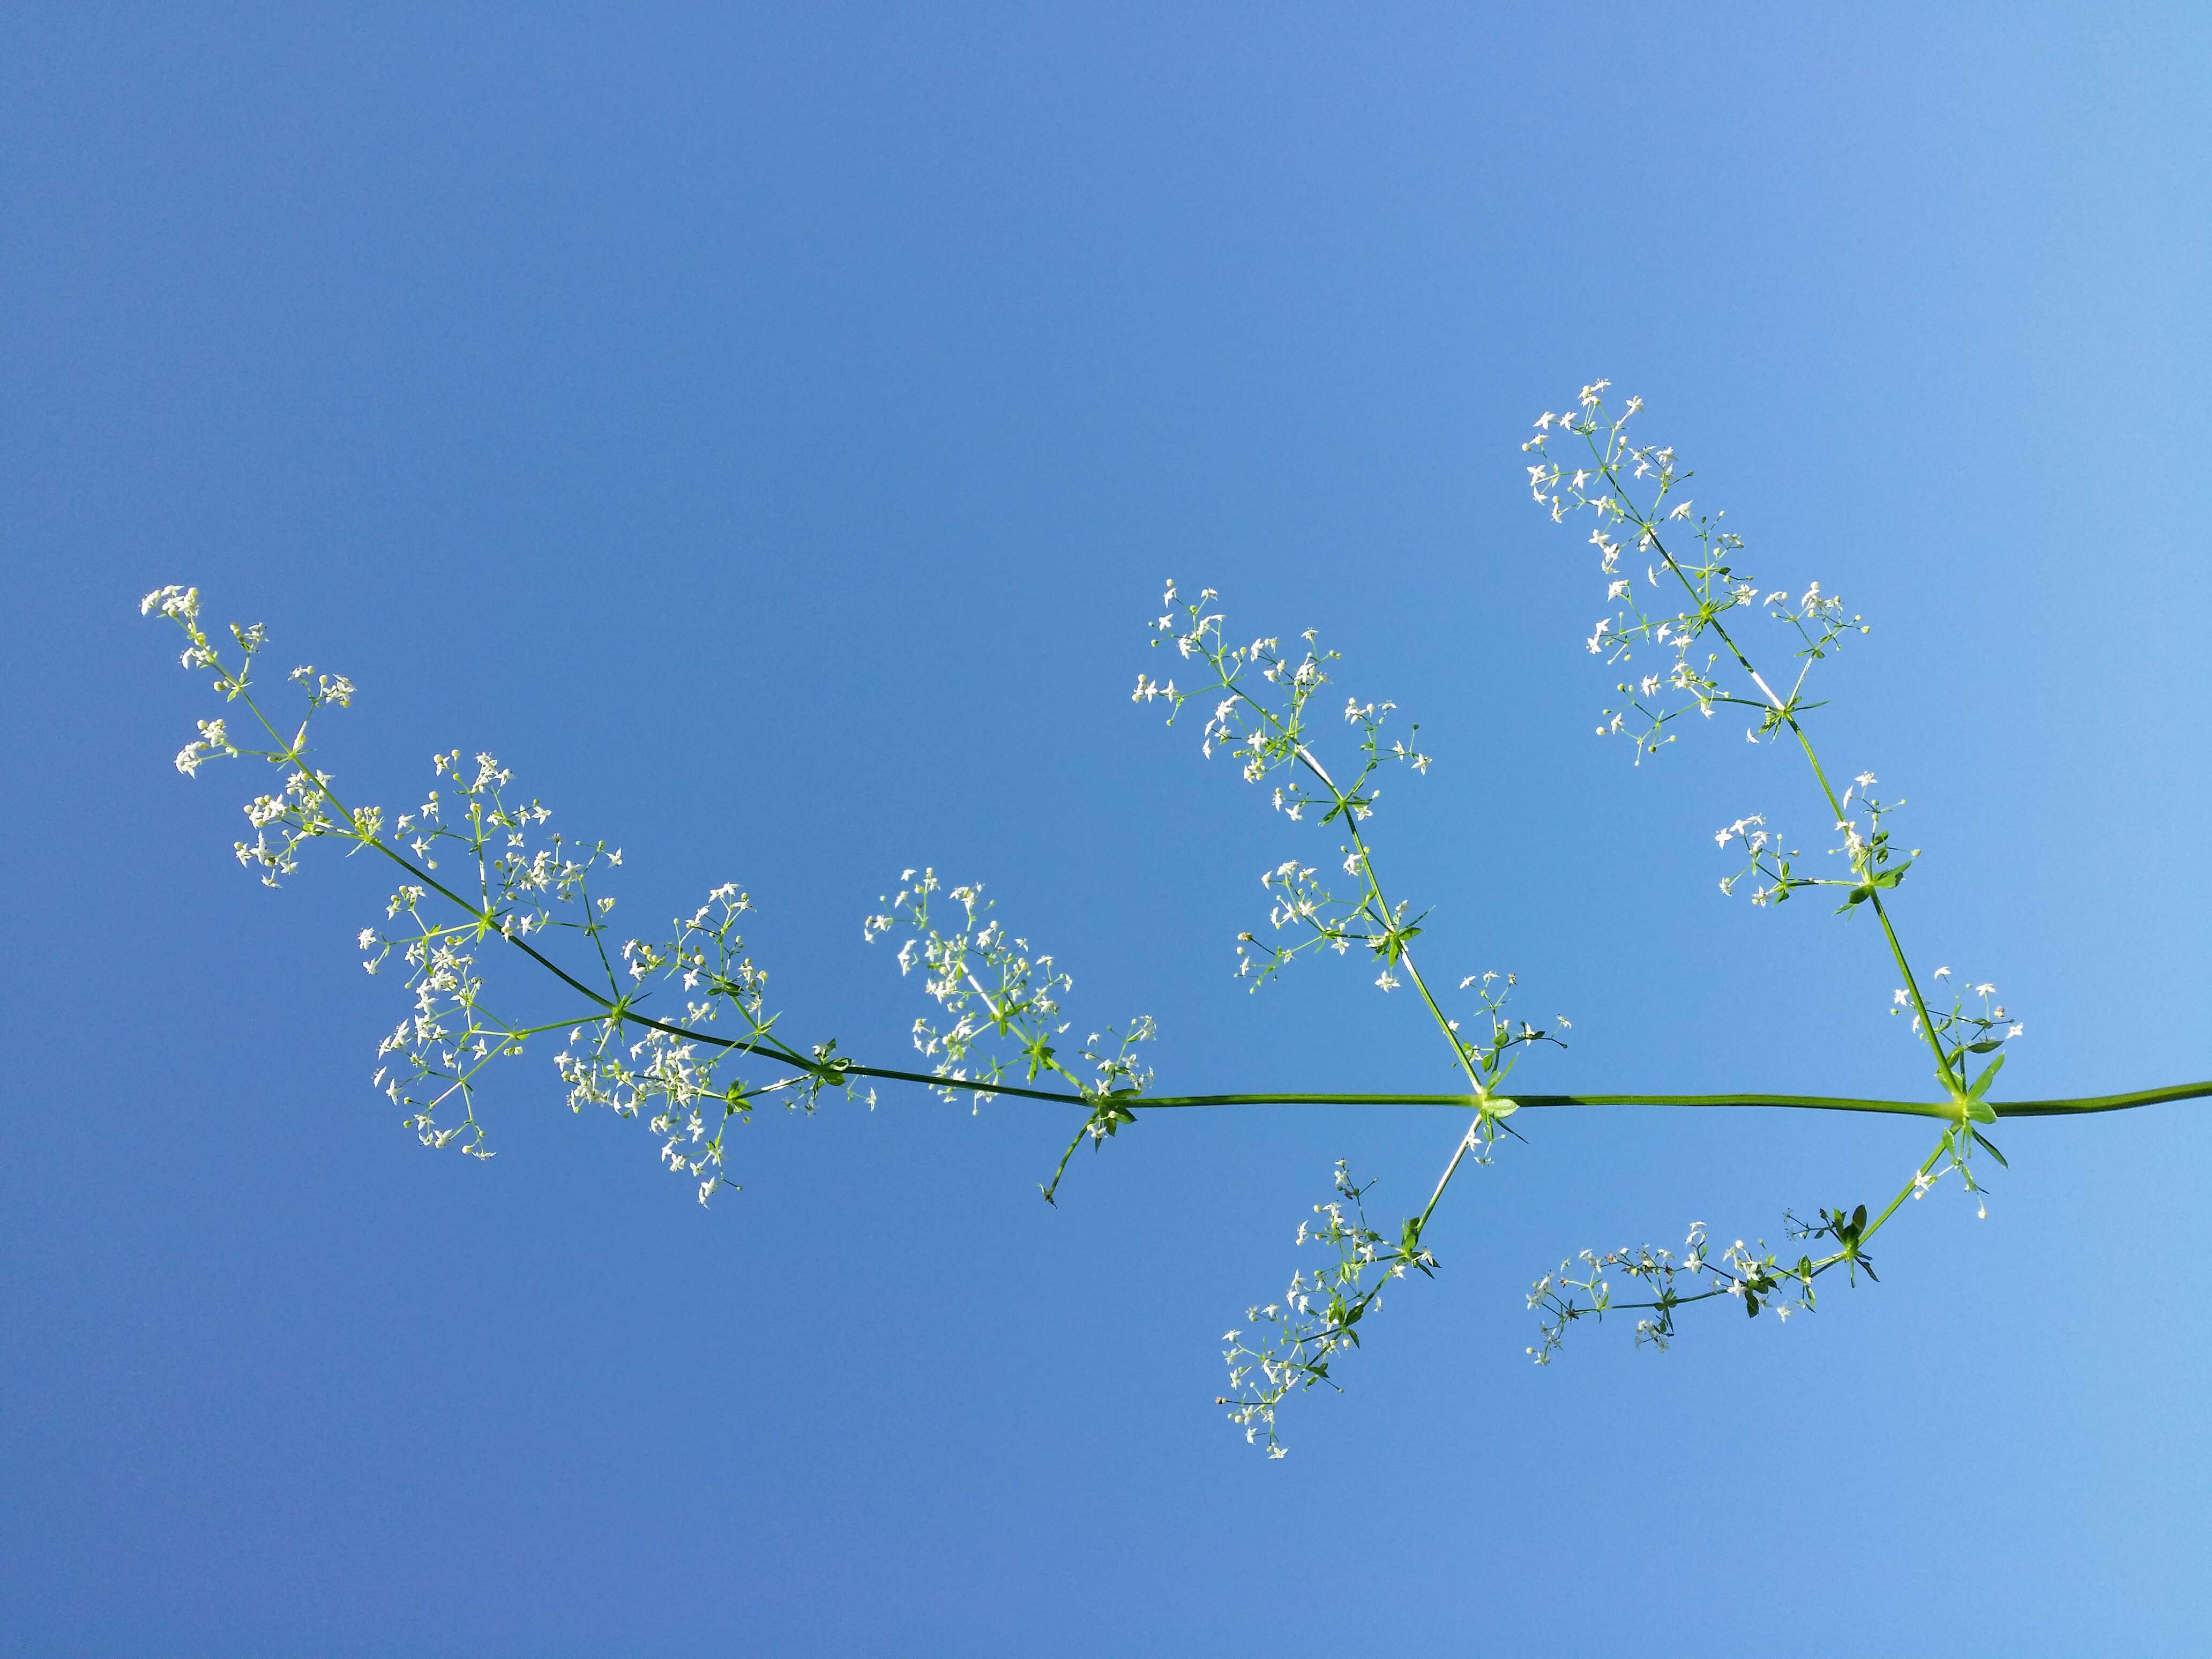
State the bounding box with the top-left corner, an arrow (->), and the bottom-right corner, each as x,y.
1522,382 -> 1869,764
1139,582 -> 1446,1007
557,880 -> 850,1206
1527,1223 -> 1827,1366
142,591 -> 870,1204
1713,773 -> 1919,916
361,750 -> 861,1200
141,585 -> 373,884
866,868 -> 1156,1201
361,750 -> 846,1199
1144,579 -> 1427,815
360,747 -> 618,1165
1219,1162 -> 1436,1458
1446,970 -> 1566,1098
1220,975 -> 1576,1449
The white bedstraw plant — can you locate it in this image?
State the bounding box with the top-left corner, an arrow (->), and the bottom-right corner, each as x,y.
142,385 -> 2208,1457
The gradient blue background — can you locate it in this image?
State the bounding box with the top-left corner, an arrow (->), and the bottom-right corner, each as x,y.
7,6 -> 2209,1653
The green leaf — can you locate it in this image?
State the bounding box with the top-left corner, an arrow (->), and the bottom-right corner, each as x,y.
1970,1129 -> 2009,1168
1966,1039 -> 2004,1053
1967,1051 -> 2006,1100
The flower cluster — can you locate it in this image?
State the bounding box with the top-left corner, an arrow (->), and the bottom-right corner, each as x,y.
1237,857 -> 1410,989
868,869 -> 1156,1199
141,585 -> 373,884
1447,970 -> 1566,1098
361,756 -> 849,1198
1713,813 -> 1800,907
556,882 -> 843,1205
1714,774 -> 1918,914
1219,1163 -> 1435,1457
1527,1222 -> 1818,1365
357,748 -> 619,1164
1140,579 -> 1428,821
870,869 -> 1066,1101
145,589 -> 849,1202
1522,384 -> 1868,763
1135,582 -> 1437,1000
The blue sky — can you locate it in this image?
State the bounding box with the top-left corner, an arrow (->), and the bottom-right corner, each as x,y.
7,5 -> 2210,1653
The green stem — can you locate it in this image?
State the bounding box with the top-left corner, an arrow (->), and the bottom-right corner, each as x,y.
1282,736 -> 1494,1224
1861,1134 -> 1953,1243
1108,1083 -> 2212,1118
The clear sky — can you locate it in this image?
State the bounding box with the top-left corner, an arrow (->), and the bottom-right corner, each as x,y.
7,5 -> 2210,1653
